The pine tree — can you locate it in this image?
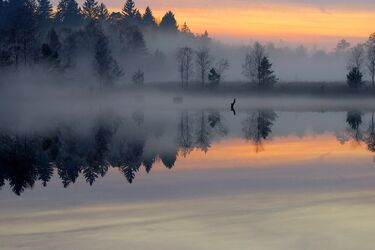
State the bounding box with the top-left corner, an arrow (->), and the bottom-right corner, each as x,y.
180,22 -> 191,34
82,0 -> 99,21
122,0 -> 136,20
97,3 -> 109,23
347,67 -> 363,88
159,11 -> 178,32
36,0 -> 53,30
134,9 -> 142,24
258,56 -> 277,87
3,0 -> 38,67
93,32 -> 123,86
142,6 -> 156,28
47,28 -> 61,52
121,26 -> 147,54
55,0 -> 82,27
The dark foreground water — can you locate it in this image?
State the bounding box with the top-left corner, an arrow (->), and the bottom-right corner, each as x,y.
1,97 -> 375,249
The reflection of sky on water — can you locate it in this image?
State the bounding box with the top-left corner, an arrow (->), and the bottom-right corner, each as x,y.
1,162 -> 375,250
1,110 -> 375,249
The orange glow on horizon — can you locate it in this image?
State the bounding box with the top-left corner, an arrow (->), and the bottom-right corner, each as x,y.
149,134 -> 374,172
153,6 -> 374,42
108,4 -> 375,47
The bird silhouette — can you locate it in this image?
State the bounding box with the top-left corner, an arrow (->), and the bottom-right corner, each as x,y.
231,98 -> 236,116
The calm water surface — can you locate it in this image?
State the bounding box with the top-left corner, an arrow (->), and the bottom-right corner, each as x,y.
1,103 -> 375,249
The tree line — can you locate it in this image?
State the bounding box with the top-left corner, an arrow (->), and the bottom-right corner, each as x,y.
175,35 -> 375,90
175,42 -> 277,89
0,0 -> 209,86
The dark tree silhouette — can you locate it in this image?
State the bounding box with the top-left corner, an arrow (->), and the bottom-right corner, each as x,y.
347,67 -> 363,89
47,28 -> 61,53
1,0 -> 38,67
56,147 -> 82,188
40,43 -> 59,68
97,3 -> 109,23
258,56 -> 277,87
120,140 -> 144,183
93,29 -> 123,87
122,0 -> 137,22
160,151 -> 177,169
36,151 -> 54,187
36,0 -> 53,31
134,9 -> 143,25
0,135 -> 38,195
142,151 -> 156,173
82,0 -> 99,21
55,0 -> 82,27
159,11 -> 178,32
142,6 -> 156,28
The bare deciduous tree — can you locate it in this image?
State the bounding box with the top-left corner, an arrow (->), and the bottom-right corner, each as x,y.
176,46 -> 194,88
335,39 -> 350,55
242,42 -> 277,87
242,42 -> 266,84
347,44 -> 365,71
215,59 -> 229,79
195,47 -> 212,86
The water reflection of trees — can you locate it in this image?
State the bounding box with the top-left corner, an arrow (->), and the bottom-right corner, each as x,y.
178,111 -> 228,156
340,111 -> 375,152
366,113 -> 375,152
5,110 -> 375,195
346,111 -> 363,142
0,111 -> 229,195
242,111 -> 278,152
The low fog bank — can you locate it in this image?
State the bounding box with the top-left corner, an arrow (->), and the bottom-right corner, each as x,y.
2,81 -> 375,124
0,33 -> 353,85
143,33 -> 350,82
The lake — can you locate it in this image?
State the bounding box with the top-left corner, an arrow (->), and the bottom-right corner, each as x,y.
1,95 -> 375,250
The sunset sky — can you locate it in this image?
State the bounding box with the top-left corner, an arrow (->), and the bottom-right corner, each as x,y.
77,0 -> 375,49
